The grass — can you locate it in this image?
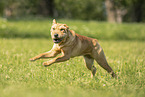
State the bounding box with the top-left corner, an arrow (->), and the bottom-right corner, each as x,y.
0,18 -> 145,40
0,18 -> 145,97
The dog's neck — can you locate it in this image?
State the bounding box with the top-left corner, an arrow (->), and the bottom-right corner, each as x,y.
58,30 -> 76,48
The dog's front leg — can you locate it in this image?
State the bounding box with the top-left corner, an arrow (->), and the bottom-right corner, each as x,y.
29,50 -> 60,61
43,54 -> 70,67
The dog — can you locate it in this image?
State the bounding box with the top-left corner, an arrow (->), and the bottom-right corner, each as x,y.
30,19 -> 116,78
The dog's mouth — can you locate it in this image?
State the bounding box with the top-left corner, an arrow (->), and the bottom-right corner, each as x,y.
53,38 -> 63,43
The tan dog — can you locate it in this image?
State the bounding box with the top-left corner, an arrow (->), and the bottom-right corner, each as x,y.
30,19 -> 116,78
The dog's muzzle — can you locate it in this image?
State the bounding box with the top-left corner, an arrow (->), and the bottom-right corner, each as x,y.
53,38 -> 62,43
52,33 -> 62,43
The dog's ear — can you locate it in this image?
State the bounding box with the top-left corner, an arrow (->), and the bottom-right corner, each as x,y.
70,30 -> 75,37
53,19 -> 56,24
63,24 -> 69,29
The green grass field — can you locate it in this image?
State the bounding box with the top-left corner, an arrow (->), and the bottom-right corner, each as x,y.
0,18 -> 145,97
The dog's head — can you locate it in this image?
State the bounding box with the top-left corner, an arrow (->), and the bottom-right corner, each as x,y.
50,19 -> 70,44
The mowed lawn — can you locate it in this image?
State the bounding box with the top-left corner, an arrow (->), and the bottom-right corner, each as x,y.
0,18 -> 145,97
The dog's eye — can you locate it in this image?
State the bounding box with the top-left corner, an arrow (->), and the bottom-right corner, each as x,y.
60,29 -> 64,31
53,28 -> 55,30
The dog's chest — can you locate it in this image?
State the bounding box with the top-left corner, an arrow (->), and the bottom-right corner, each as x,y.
70,49 -> 80,58
70,42 -> 82,58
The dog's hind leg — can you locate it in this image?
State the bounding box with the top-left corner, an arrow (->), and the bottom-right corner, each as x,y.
83,55 -> 96,78
93,47 -> 116,78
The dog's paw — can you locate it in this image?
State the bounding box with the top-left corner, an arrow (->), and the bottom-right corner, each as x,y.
43,62 -> 51,67
43,62 -> 48,66
29,58 -> 36,62
111,72 -> 117,79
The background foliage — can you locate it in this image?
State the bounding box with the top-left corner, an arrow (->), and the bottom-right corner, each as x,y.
0,0 -> 145,22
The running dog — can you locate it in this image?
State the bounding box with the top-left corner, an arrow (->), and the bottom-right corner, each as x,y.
30,19 -> 116,78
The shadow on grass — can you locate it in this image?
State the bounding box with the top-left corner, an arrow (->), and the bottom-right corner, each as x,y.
0,28 -> 145,41
84,31 -> 145,41
0,29 -> 50,39
0,32 -> 50,39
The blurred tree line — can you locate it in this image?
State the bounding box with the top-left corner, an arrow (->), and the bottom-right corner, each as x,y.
0,0 -> 145,23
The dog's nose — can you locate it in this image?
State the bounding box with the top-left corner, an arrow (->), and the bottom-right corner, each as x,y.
54,34 -> 58,37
